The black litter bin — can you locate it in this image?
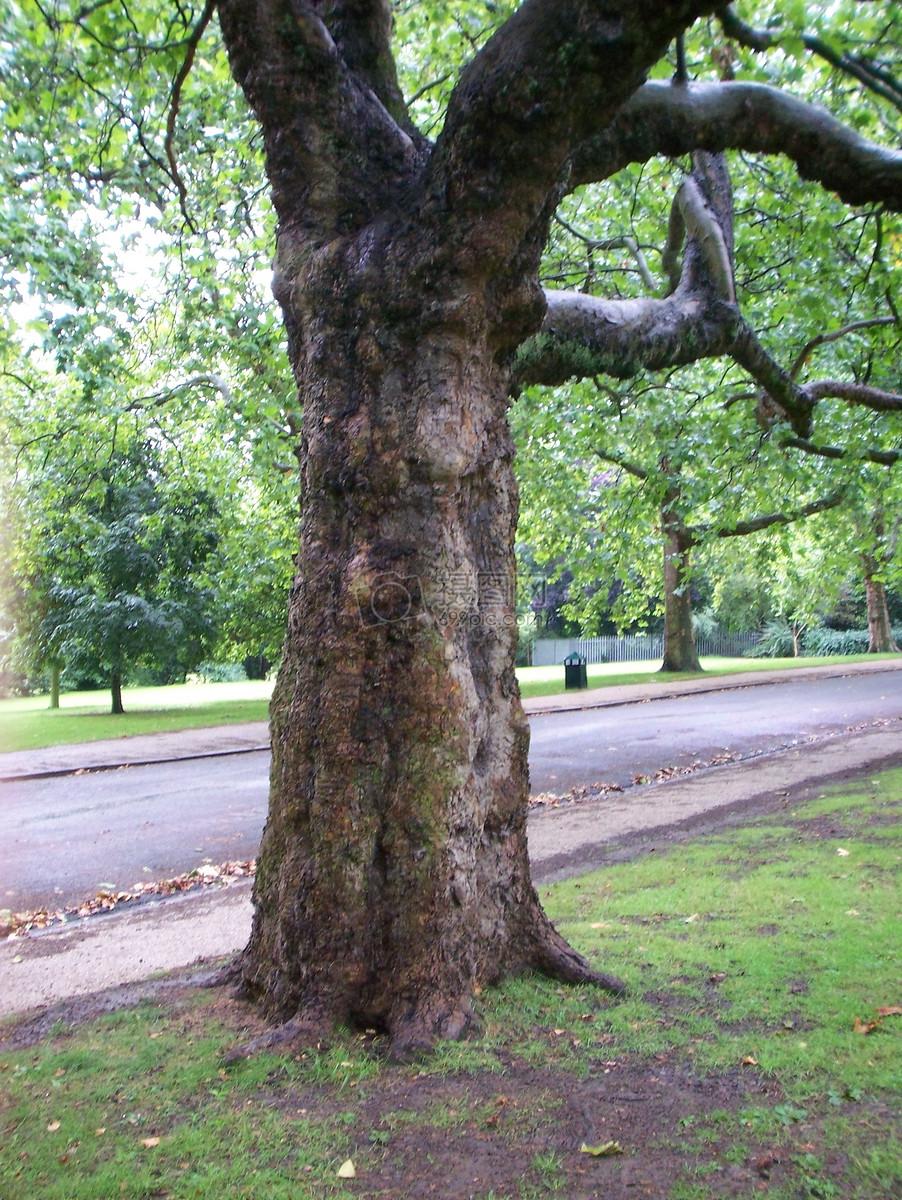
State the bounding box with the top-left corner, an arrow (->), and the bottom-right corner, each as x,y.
563,652 -> 587,689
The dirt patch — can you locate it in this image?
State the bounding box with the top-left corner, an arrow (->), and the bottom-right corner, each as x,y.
179,991 -> 797,1200
5,980 -> 893,1200
327,1055 -> 783,1199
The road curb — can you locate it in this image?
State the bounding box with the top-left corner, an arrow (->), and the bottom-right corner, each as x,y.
0,743 -> 271,785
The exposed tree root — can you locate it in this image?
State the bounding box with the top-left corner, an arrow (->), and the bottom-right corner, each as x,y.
222,1006 -> 335,1064
531,920 -> 628,996
386,991 -> 477,1063
199,956 -> 245,991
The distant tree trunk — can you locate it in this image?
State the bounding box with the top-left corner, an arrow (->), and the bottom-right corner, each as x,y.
111,671 -> 124,715
660,501 -> 702,674
243,652 -> 271,681
863,568 -> 899,654
49,662 -> 60,710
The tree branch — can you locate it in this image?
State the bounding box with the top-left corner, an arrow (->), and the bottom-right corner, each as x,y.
700,488 -> 847,541
515,151 -> 743,391
512,287 -> 740,390
315,0 -> 418,136
672,174 -> 735,302
571,81 -> 902,210
165,0 -> 217,233
593,448 -> 648,481
728,321 -> 815,437
554,216 -> 657,291
127,373 -> 237,410
661,197 -> 686,296
720,5 -> 902,115
781,437 -> 902,468
803,379 -> 902,413
789,316 -> 898,380
216,0 -> 423,239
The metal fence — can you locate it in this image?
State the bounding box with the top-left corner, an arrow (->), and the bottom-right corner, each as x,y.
531,631 -> 759,666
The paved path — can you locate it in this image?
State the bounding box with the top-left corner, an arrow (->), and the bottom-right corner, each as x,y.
1,658 -> 899,1022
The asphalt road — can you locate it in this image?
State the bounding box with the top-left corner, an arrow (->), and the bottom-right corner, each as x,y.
1,671 -> 899,913
529,670 -> 901,793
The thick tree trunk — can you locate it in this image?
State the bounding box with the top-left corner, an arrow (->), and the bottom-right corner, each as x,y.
110,671 -> 124,715
229,237 -> 624,1060
49,662 -> 60,710
864,571 -> 899,654
660,511 -> 702,674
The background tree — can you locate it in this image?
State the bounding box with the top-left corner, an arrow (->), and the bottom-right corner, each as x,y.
20,438 -> 221,713
209,473 -> 297,676
515,367 -> 848,672
0,337 -> 292,703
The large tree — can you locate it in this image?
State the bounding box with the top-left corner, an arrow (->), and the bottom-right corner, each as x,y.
212,0 -> 902,1058
9,1 -> 902,1058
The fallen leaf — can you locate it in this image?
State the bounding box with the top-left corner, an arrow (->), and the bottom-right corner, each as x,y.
742,1055 -> 758,1066
141,1137 -> 161,1148
580,1141 -> 624,1157
46,1121 -> 61,1132
836,847 -> 850,857
337,1159 -> 356,1178
853,1017 -> 882,1035
94,1128 -> 106,1137
875,1006 -> 902,1017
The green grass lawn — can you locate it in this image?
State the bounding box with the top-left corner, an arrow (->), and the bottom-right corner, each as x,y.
2,768 -> 900,1199
0,653 -> 897,753
0,681 -> 273,753
515,651 -> 899,699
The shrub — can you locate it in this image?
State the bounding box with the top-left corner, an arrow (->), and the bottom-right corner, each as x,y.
801,627 -> 902,656
192,662 -> 249,683
749,619 -> 797,658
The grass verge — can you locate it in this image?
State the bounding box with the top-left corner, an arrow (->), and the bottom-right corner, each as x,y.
2,768 -> 900,1198
2,654 -> 897,752
515,652 -> 900,700
0,681 -> 273,753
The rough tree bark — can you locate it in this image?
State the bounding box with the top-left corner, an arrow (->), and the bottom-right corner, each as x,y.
210,0 -> 902,1057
